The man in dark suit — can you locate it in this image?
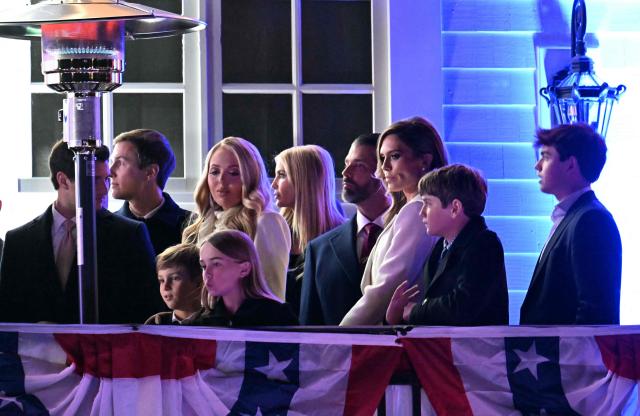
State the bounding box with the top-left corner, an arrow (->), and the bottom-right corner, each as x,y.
386,164 -> 508,326
520,124 -> 622,325
0,140 -> 163,324
110,129 -> 191,255
300,134 -> 390,325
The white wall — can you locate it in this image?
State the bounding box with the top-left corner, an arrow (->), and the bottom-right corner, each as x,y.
0,37 -> 53,239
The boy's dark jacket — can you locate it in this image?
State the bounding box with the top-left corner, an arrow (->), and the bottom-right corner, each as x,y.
409,215 -> 509,326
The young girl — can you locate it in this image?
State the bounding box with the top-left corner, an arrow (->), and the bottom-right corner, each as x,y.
194,230 -> 298,327
182,137 -> 290,300
340,116 -> 448,326
272,145 -> 345,313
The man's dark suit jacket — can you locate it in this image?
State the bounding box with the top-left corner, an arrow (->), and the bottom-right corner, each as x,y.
300,216 -> 363,325
116,192 -> 191,255
408,216 -> 509,326
520,191 -> 621,325
0,206 -> 163,324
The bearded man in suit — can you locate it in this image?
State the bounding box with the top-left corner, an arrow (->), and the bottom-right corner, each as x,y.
300,133 -> 391,325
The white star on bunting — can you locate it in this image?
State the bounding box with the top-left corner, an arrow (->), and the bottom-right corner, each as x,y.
254,351 -> 292,382
513,342 -> 550,380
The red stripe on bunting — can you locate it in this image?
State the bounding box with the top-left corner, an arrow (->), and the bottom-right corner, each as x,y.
344,345 -> 403,416
401,338 -> 473,416
54,333 -> 217,379
595,334 -> 640,381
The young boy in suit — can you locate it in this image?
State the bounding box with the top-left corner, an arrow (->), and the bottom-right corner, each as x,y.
386,164 -> 509,326
145,243 -> 203,325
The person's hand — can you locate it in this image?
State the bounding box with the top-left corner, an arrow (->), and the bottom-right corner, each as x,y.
402,301 -> 417,323
385,281 -> 420,325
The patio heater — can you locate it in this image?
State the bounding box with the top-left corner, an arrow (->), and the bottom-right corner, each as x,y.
540,0 -> 625,139
0,1 -> 205,323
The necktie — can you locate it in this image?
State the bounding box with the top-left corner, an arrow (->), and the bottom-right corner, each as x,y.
440,244 -> 450,260
56,219 -> 76,288
360,222 -> 383,263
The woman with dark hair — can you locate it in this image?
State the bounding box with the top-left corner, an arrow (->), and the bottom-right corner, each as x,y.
340,116 -> 448,326
194,229 -> 297,327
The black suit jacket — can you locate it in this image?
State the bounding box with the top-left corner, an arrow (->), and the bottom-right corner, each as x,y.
299,216 -> 363,325
0,206 -> 163,324
408,216 -> 509,326
520,191 -> 621,325
116,192 -> 191,255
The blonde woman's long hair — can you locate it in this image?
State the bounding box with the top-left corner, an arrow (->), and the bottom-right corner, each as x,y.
377,116 -> 449,225
275,145 -> 345,253
201,230 -> 280,310
183,137 -> 274,244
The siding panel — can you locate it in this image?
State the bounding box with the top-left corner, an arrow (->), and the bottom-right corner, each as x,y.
444,69 -> 536,105
448,143 -> 538,179
443,33 -> 535,68
444,105 -> 536,142
485,216 -> 550,253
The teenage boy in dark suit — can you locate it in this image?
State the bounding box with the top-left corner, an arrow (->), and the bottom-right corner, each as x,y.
520,124 -> 621,325
386,164 -> 508,326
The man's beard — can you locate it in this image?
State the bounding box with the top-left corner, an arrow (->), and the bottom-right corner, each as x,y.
342,179 -> 375,204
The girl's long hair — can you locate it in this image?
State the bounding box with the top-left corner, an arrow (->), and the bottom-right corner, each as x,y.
201,229 -> 281,310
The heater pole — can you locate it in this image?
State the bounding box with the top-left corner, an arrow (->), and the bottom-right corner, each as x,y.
74,150 -> 99,324
65,92 -> 102,324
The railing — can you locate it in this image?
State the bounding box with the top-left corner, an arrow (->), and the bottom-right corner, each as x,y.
0,323 -> 638,415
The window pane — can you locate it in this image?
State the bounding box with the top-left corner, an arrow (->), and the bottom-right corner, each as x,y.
124,39 -> 182,83
222,0 -> 292,83
113,93 -> 184,177
30,0 -> 183,83
302,0 -> 372,84
125,0 -> 183,83
222,93 -> 293,175
31,94 -> 65,177
302,94 -> 372,173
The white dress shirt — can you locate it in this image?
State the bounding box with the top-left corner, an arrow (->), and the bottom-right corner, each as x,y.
540,186 -> 591,256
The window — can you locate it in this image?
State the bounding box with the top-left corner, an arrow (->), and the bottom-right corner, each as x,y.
212,0 -> 375,174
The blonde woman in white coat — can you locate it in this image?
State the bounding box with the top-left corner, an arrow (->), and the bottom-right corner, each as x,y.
340,117 -> 448,325
182,137 -> 290,300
